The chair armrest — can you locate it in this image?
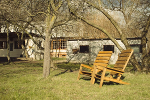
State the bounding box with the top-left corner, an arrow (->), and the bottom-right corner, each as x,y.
105,67 -> 124,73
81,64 -> 93,70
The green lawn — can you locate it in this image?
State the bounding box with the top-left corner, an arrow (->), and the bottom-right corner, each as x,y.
0,62 -> 150,100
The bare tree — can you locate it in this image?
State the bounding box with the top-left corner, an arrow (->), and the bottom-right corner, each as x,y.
67,0 -> 150,71
0,0 -> 72,77
101,0 -> 150,71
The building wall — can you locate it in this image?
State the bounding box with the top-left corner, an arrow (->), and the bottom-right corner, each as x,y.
0,38 -> 24,57
67,39 -> 141,64
26,38 -> 44,60
0,49 -> 23,57
50,49 -> 67,58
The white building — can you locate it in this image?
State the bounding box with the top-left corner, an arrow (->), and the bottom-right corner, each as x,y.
67,38 -> 142,64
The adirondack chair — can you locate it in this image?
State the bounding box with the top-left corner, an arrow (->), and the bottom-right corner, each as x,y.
77,51 -> 113,84
91,49 -> 133,88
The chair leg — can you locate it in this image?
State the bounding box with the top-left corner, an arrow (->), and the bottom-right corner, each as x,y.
77,65 -> 83,80
99,67 -> 106,88
117,74 -> 122,81
91,65 -> 97,84
110,74 -> 113,79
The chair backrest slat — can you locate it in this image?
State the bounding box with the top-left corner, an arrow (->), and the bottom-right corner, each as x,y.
115,61 -> 127,64
96,57 -> 110,60
94,51 -> 112,67
97,54 -> 112,57
119,53 -> 131,57
94,63 -> 109,67
117,57 -> 129,60
95,60 -> 109,63
114,49 -> 133,71
98,51 -> 113,54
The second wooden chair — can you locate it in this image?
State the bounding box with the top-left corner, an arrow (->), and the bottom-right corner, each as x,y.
91,49 -> 133,88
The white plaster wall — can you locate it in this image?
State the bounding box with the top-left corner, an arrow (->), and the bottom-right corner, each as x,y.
0,38 -> 23,57
26,38 -> 44,60
0,49 -> 7,57
67,40 -> 91,63
10,49 -> 23,57
51,49 -> 67,53
26,39 -> 36,59
67,39 -> 129,64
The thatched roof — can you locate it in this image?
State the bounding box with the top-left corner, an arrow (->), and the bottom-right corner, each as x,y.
0,32 -> 40,38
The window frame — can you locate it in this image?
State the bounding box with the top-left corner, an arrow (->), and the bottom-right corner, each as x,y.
53,40 -> 60,49
61,40 -> 67,49
130,44 -> 142,53
52,40 -> 67,49
79,45 -> 89,53
103,45 -> 114,53
0,41 -> 7,49
14,41 -> 25,49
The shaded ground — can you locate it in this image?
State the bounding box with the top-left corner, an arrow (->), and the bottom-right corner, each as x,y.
0,57 -> 42,64
0,57 -> 67,64
0,57 -> 11,63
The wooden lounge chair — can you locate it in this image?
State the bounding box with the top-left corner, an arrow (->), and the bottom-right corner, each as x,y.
77,51 -> 113,84
92,49 -> 133,88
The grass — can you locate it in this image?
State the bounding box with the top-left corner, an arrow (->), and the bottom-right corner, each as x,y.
52,57 -> 66,60
0,62 -> 150,100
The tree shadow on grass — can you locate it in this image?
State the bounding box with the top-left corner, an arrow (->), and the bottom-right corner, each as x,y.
95,75 -> 126,86
54,62 -> 80,76
80,77 -> 91,81
54,68 -> 73,76
79,75 -> 126,86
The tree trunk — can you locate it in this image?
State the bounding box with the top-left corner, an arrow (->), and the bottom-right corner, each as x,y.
7,24 -> 11,63
43,15 -> 56,78
21,32 -> 29,58
141,15 -> 150,71
43,36 -> 51,77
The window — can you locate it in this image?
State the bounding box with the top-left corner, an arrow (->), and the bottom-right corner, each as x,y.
53,41 -> 60,49
61,41 -> 67,49
14,41 -> 25,49
130,45 -> 142,53
80,45 -> 89,53
10,43 -> 13,51
53,40 -> 67,49
37,40 -> 42,50
0,41 -> 7,49
104,45 -> 114,52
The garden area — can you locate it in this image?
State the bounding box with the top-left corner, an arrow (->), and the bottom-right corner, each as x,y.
0,58 -> 150,100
